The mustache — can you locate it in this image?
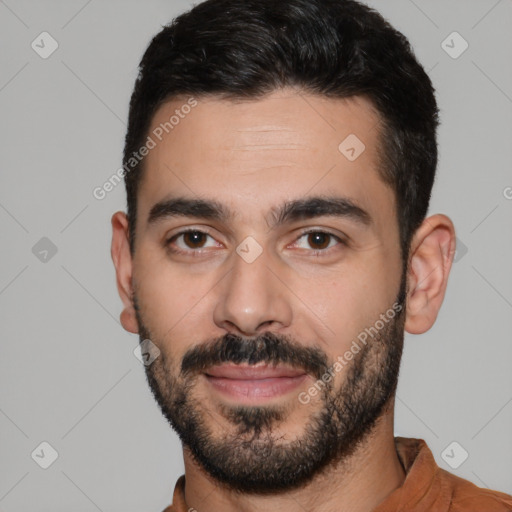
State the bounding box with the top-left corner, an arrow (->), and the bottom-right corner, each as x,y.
180,331 -> 329,381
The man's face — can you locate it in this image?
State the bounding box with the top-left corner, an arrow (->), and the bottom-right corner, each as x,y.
130,88 -> 405,492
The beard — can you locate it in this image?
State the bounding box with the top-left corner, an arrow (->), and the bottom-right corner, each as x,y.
134,271 -> 407,495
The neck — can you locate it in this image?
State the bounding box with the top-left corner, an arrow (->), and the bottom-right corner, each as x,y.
181,398 -> 405,512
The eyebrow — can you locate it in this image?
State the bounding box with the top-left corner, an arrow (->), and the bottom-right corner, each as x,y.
147,195 -> 372,229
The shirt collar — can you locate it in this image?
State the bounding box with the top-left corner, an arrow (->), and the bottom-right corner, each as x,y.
373,437 -> 451,512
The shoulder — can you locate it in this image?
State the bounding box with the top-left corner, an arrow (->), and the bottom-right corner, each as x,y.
439,468 -> 512,511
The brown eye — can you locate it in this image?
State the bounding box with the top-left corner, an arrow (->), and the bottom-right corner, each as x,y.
307,232 -> 331,250
293,229 -> 345,253
182,231 -> 208,248
166,229 -> 219,254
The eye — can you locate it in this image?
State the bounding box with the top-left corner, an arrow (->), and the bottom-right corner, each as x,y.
165,229 -> 220,254
165,228 -> 345,257
291,229 -> 344,253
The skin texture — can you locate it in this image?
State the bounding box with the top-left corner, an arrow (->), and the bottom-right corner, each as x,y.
111,88 -> 456,512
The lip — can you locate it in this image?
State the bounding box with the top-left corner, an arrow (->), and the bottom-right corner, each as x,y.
205,363 -> 306,379
204,364 -> 307,401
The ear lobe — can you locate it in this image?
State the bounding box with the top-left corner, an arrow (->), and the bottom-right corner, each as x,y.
404,214 -> 456,335
111,211 -> 139,334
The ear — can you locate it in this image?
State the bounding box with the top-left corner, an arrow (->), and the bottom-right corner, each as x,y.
404,214 -> 456,334
111,211 -> 139,334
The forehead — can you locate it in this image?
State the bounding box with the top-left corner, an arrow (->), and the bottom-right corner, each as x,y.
137,88 -> 395,231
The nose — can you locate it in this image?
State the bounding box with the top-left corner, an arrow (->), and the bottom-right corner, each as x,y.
213,244 -> 293,337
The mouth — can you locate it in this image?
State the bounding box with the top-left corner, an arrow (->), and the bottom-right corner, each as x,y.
203,363 -> 308,402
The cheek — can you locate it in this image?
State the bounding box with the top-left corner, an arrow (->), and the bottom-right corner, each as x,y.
134,254 -> 219,341
290,258 -> 396,356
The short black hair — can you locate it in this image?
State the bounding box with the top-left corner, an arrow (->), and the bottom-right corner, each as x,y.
123,0 -> 439,263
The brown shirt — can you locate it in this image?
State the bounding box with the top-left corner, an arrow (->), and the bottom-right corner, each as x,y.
162,437 -> 512,511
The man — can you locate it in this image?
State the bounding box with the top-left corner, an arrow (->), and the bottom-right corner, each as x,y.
111,0 -> 512,510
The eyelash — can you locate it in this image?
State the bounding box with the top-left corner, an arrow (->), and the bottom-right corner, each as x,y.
164,228 -> 346,257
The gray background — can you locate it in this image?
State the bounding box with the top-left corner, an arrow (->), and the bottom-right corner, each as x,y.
1,0 -> 511,510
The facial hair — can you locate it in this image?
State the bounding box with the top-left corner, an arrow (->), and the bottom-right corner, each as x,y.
135,271 -> 407,494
